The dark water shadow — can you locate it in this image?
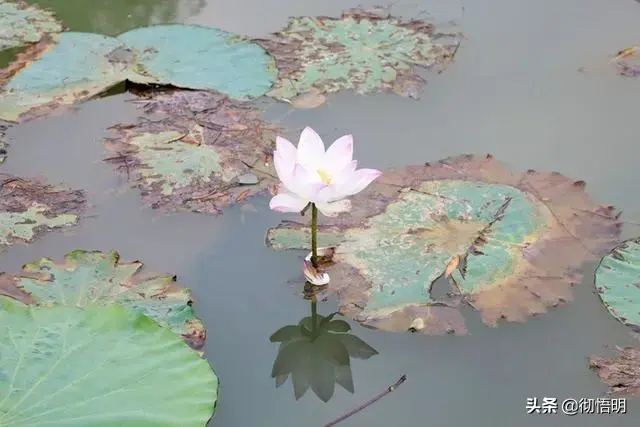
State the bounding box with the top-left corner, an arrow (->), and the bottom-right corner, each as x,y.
269,293 -> 379,404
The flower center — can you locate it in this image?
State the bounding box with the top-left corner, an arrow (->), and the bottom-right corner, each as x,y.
317,168 -> 333,184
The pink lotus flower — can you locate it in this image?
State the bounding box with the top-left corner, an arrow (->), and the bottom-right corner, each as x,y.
269,127 -> 382,217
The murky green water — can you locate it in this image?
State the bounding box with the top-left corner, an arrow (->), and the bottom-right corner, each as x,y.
2,0 -> 640,426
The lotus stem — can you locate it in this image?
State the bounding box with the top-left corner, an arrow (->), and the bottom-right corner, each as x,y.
311,296 -> 318,338
323,375 -> 408,427
311,203 -> 318,268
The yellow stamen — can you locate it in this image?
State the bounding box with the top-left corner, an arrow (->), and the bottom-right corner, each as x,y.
317,168 -> 332,184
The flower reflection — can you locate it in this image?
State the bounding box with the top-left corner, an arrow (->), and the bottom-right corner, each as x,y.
269,297 -> 378,402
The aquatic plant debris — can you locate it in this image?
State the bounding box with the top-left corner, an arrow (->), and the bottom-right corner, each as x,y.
0,124 -> 7,164
613,46 -> 640,78
589,346 -> 640,396
105,90 -> 280,214
0,0 -> 64,51
0,174 -> 85,248
0,299 -> 219,426
595,238 -> 640,332
0,249 -> 206,351
266,155 -> 621,334
0,25 -> 277,122
258,8 -> 460,105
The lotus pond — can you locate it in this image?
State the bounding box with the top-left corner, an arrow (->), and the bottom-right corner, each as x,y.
1,0 -> 640,426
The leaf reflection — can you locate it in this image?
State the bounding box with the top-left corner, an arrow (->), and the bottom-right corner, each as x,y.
269,299 -> 378,402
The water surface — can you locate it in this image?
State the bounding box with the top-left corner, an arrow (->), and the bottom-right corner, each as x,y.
1,0 -> 640,426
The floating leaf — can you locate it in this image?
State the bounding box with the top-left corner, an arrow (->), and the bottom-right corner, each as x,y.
105,90 -> 280,214
613,46 -> 640,78
589,346 -> 640,396
0,299 -> 218,426
266,155 -> 621,334
270,313 -> 378,402
0,249 -> 205,351
258,9 -> 459,104
118,25 -> 276,98
0,32 -> 151,122
595,238 -> 640,332
0,174 -> 85,248
0,25 -> 277,122
0,0 -> 63,51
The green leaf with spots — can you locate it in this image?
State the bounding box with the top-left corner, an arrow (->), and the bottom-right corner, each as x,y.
0,32 -> 153,122
1,249 -> 206,351
0,299 -> 218,426
0,0 -> 63,51
0,25 -> 277,122
258,9 -> 459,104
266,155 -> 621,334
118,25 -> 277,98
0,174 -> 85,249
595,238 -> 640,332
105,90 -> 280,214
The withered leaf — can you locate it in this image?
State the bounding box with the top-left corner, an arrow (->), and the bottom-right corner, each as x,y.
257,9 -> 460,104
267,155 -> 621,334
104,90 -> 281,214
589,347 -> 640,396
0,173 -> 85,248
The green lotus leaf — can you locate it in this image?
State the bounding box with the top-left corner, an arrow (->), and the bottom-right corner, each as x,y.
0,174 -> 85,248
266,155 -> 622,334
104,90 -> 280,214
595,238 -> 640,332
0,32 -> 146,122
258,8 -> 459,104
0,249 -> 205,351
118,25 -> 276,98
0,299 -> 218,426
0,25 -> 277,122
0,0 -> 63,51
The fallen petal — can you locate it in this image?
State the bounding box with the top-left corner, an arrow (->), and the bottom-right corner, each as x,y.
303,260 -> 330,286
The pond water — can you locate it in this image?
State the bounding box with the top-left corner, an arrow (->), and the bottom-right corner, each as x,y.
1,0 -> 640,426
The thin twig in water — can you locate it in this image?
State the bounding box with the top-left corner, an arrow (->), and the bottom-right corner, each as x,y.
322,375 -> 407,427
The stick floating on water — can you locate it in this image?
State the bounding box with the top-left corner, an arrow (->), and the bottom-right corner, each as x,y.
322,375 -> 407,427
